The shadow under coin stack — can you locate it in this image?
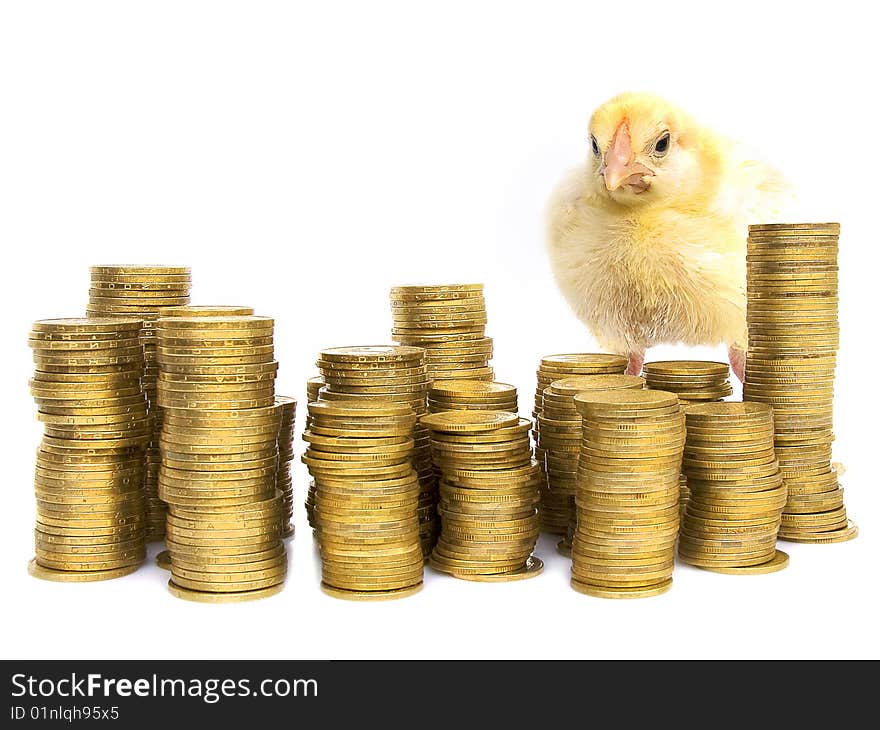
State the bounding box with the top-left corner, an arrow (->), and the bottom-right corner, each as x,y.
571,389 -> 684,599
27,318 -> 149,581
744,222 -> 856,543
315,346 -> 436,556
304,376 -> 325,530
303,402 -> 423,600
87,266 -> 192,542
421,411 -> 542,581
679,402 -> 788,574
532,354 -> 629,535
156,315 -> 286,602
428,380 -> 518,414
275,396 -> 297,538
643,360 -> 733,518
540,375 -> 646,558
390,284 -> 493,382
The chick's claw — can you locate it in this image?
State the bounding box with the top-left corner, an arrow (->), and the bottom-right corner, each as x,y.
625,351 -> 645,376
728,345 -> 745,384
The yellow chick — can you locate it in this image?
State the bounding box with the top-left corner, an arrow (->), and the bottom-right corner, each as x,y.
546,92 -> 791,380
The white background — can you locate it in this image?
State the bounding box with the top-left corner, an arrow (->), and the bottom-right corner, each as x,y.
1,1 -> 877,659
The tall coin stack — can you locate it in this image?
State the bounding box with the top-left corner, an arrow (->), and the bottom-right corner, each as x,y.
532,354 -> 628,534
87,265 -> 192,541
275,396 -> 297,538
421,411 -> 542,581
28,318 -> 149,581
644,360 -> 732,517
303,402 -> 423,600
539,375 -> 646,558
315,346 -> 436,556
572,390 -> 684,599
156,315 -> 287,602
744,223 -> 856,543
679,402 -> 788,574
428,381 -> 518,413
304,376 -> 324,530
390,284 -> 493,382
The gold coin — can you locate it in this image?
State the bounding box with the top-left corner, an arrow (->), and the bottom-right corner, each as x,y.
420,410 -> 518,433
320,582 -> 422,601
28,558 -> 141,582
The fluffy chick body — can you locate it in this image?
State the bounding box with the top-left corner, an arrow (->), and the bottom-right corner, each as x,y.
547,93 -> 789,357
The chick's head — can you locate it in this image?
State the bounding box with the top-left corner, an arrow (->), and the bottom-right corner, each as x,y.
586,92 -> 719,207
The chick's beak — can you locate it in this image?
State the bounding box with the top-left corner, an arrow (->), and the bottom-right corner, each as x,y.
601,123 -> 654,192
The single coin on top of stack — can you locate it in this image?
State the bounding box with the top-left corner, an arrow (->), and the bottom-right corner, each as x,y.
421,410 -> 543,582
643,360 -> 732,518
532,354 -> 629,535
390,284 -> 494,382
303,401 -> 423,600
744,222 -> 856,543
571,389 -> 684,599
156,315 -> 286,602
27,317 -> 150,582
304,375 -> 325,530
428,380 -> 517,414
679,402 -> 788,574
275,395 -> 297,538
539,374 -> 646,558
316,346 -> 436,556
87,265 -> 193,542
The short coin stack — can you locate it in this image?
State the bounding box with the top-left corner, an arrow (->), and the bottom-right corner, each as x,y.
275,396 -> 297,538
421,411 -> 542,581
539,374 -> 646,557
87,265 -> 193,541
156,315 -> 286,602
316,346 -> 437,556
679,402 -> 788,574
303,402 -> 423,600
28,318 -> 149,581
744,223 -> 856,543
572,389 -> 684,599
428,380 -> 517,414
643,361 -> 732,403
390,284 -> 493,382
643,360 -> 732,517
304,376 -> 324,530
532,354 -> 629,534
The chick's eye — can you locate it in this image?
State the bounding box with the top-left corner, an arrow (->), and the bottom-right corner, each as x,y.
653,133 -> 670,157
590,136 -> 600,156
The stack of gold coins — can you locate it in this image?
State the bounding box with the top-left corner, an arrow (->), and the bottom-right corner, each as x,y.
304,376 -> 324,529
643,361 -> 732,403
156,315 -> 286,602
533,354 -> 629,534
316,346 -> 436,555
153,306 -> 259,568
744,223 -> 856,543
679,402 -> 788,574
87,266 -> 192,542
421,411 -> 542,581
303,401 -> 423,600
571,389 -> 684,599
27,317 -> 149,581
643,360 -> 732,518
540,375 -> 646,558
428,381 -> 517,413
389,284 -> 493,382
275,395 -> 297,538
